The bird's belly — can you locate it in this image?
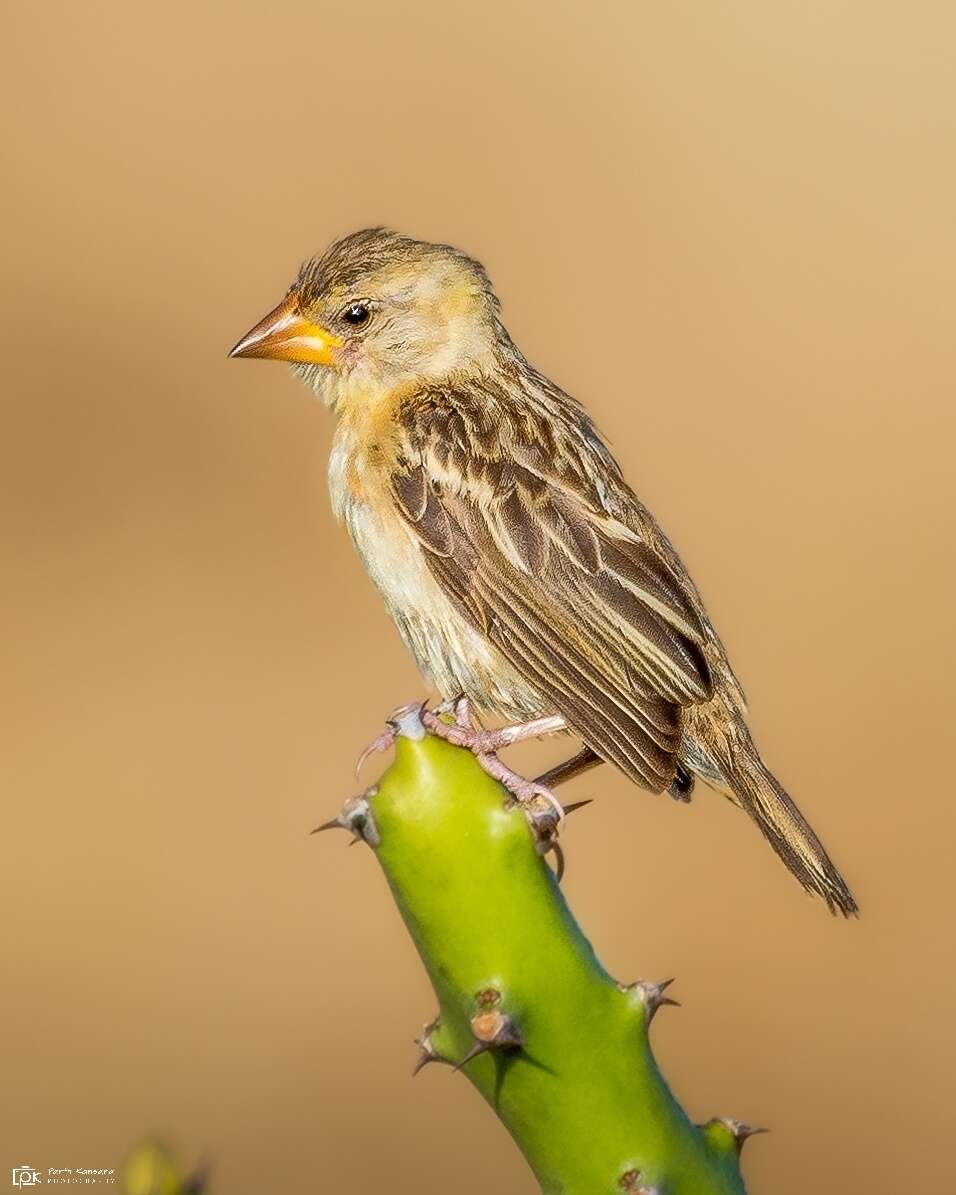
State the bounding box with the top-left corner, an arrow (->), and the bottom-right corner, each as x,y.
343,497 -> 544,720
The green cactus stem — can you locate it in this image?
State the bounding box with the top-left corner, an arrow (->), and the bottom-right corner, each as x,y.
120,1142 -> 206,1195
320,707 -> 758,1195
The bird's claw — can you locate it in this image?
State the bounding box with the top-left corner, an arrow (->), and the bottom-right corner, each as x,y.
356,699 -> 588,883
355,701 -> 429,777
420,707 -> 568,826
355,726 -> 397,778
499,775 -> 566,826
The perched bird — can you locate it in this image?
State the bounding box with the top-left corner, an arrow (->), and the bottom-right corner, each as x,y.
230,228 -> 856,915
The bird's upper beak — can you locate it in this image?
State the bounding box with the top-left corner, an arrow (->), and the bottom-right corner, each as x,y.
228,293 -> 343,365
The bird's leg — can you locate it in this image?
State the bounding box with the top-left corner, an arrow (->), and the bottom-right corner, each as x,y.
535,745 -> 603,790
357,703 -> 574,826
451,695 -> 476,729
355,701 -> 588,878
419,709 -> 567,753
419,709 -> 569,820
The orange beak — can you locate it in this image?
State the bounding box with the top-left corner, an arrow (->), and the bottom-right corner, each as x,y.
228,293 -> 343,365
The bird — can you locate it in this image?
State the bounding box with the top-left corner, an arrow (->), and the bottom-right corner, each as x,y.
229,227 -> 857,916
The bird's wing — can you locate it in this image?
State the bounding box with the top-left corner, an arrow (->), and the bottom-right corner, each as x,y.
389,390 -> 714,792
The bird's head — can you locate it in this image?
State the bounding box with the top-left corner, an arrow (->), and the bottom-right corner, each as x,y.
229,228 -> 505,410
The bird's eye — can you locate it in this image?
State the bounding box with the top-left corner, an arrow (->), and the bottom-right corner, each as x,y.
341,301 -> 371,327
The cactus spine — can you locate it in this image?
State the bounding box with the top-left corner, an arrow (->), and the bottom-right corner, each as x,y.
320,708 -> 758,1195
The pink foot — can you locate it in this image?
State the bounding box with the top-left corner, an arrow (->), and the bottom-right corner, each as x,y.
420,708 -> 568,823
355,700 -> 581,881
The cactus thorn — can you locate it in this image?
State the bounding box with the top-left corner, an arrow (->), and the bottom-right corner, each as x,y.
412,1017 -> 452,1076
552,840 -> 566,883
455,1008 -> 523,1069
733,1121 -> 769,1145
310,790 -> 380,847
721,1119 -> 769,1151
411,1050 -> 430,1076
411,1039 -> 445,1076
547,799 -> 592,882
700,1117 -> 769,1155
562,798 -> 594,816
472,1008 -> 523,1048
454,1039 -> 492,1071
310,817 -> 344,835
624,978 -> 680,1022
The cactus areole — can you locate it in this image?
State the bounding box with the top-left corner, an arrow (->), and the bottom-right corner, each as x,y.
318,710 -> 756,1195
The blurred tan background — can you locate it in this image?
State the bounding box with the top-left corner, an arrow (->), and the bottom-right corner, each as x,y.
2,1 -> 954,1191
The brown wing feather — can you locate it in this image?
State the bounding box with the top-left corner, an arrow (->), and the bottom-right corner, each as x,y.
388,385 -> 714,793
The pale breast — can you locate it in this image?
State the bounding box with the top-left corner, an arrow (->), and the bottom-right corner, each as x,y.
328,430 -> 543,719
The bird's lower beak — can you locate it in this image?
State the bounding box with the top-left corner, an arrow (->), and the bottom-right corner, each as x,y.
228,293 -> 343,365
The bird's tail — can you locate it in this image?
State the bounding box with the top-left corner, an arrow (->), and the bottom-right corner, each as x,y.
692,709 -> 859,915
728,749 -> 858,917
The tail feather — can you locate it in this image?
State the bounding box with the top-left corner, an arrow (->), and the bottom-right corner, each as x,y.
733,755 -> 858,917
